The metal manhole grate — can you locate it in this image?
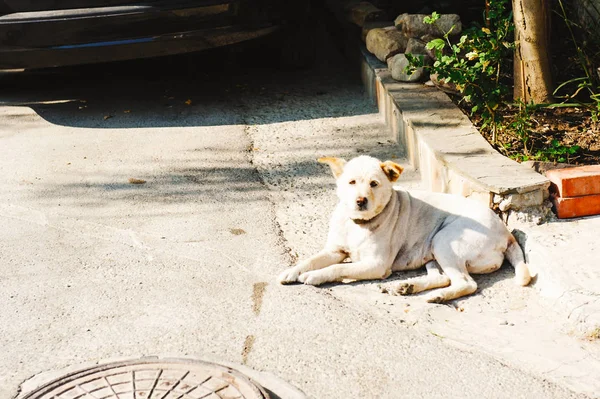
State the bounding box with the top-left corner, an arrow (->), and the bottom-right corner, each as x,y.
21,358 -> 270,399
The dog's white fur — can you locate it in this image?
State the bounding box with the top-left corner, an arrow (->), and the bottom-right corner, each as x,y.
278,155 -> 531,302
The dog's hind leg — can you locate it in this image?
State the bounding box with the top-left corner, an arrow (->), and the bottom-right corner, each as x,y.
388,261 -> 450,296
425,239 -> 478,303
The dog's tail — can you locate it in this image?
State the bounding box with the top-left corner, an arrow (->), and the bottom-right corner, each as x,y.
506,235 -> 531,286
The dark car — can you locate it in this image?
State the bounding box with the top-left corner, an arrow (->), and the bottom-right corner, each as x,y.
0,0 -> 313,70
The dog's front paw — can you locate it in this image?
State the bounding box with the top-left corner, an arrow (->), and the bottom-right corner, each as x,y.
298,271 -> 326,286
393,283 -> 415,296
425,293 -> 445,304
278,267 -> 301,284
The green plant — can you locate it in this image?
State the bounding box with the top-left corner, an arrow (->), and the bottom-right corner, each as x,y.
506,100 -> 534,157
407,1 -> 515,143
405,1 -> 589,164
504,101 -> 580,163
553,77 -> 600,121
534,140 -> 580,163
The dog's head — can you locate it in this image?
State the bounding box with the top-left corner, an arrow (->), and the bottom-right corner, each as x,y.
319,155 -> 404,221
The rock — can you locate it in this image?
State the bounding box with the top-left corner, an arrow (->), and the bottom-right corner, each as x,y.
361,21 -> 394,42
430,73 -> 460,94
508,202 -> 555,225
394,13 -> 462,38
405,37 -> 427,55
366,27 -> 409,62
419,34 -> 439,59
348,1 -> 387,27
496,190 -> 545,212
436,14 -> 462,36
420,33 -> 437,43
387,53 -> 430,82
392,39 -> 433,83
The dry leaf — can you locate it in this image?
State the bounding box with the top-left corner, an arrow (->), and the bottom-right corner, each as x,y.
128,178 -> 146,185
185,99 -> 192,105
124,110 -> 131,113
103,115 -> 112,120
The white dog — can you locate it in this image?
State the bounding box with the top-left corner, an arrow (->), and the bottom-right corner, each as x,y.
278,155 -> 531,302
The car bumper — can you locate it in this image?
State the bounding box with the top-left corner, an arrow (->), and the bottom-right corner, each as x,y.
0,25 -> 279,69
0,1 -> 284,69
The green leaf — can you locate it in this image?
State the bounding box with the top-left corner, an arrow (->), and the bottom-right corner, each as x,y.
426,38 -> 446,51
424,12 -> 440,25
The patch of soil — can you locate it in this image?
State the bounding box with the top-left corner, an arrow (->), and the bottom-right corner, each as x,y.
454,99 -> 600,165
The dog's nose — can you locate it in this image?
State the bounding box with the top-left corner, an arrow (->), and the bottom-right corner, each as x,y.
356,197 -> 368,209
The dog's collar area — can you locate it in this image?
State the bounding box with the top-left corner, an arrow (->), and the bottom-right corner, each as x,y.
351,193 -> 398,226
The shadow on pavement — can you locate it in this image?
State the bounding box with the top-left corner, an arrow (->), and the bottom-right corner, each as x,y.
0,17 -> 373,129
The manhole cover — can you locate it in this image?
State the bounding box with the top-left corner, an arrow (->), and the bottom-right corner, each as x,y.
21,358 -> 270,399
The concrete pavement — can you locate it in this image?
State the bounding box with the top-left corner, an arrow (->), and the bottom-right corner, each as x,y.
511,216 -> 600,335
0,44 -> 599,398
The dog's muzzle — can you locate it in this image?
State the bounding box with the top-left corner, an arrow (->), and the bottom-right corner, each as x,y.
356,197 -> 368,211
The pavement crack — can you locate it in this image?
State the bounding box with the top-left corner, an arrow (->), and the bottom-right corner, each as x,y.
240,121 -> 297,267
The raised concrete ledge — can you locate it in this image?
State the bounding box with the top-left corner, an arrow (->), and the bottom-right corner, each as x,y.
360,46 -> 551,219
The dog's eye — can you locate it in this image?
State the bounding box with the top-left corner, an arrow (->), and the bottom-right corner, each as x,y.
370,181 -> 379,188
349,180 -> 356,185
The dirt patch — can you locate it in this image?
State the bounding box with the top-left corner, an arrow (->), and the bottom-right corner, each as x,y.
241,334 -> 256,365
586,327 -> 600,341
455,100 -> 600,165
252,282 -> 268,316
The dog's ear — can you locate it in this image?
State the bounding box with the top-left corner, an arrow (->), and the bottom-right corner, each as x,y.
318,157 -> 346,179
381,161 -> 404,182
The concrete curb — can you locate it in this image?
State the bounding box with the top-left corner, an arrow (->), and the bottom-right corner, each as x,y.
359,46 -> 551,222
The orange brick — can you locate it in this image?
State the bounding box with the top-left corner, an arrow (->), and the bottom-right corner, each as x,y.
552,194 -> 600,219
546,165 -> 600,197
